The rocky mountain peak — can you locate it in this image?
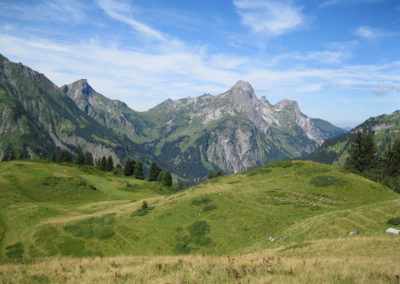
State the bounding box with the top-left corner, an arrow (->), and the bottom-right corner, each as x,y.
62,79 -> 94,101
228,80 -> 257,106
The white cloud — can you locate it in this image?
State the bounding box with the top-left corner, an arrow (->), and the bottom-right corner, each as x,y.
370,82 -> 400,95
354,26 -> 399,40
354,26 -> 381,39
1,31 -> 399,111
96,0 -> 165,41
233,0 -> 304,36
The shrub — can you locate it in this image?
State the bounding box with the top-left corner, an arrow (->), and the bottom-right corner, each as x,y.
188,220 -> 211,246
387,217 -> 400,226
174,235 -> 191,254
5,242 -> 24,260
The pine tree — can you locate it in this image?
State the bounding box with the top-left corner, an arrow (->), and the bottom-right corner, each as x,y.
124,160 -> 135,176
76,152 -> 85,165
162,171 -> 172,186
59,150 -> 72,163
9,150 -> 16,161
385,139 -> 400,177
99,156 -> 107,171
148,161 -> 160,181
345,132 -> 377,173
134,161 -> 144,180
83,152 -> 93,166
51,153 -> 57,162
106,156 -> 114,171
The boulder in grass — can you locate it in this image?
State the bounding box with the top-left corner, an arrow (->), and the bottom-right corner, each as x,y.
349,230 -> 358,235
385,228 -> 400,234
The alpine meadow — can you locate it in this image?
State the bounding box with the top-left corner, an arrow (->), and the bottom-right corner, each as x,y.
0,0 -> 400,283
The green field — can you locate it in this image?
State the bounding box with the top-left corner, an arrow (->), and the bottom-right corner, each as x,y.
0,160 -> 399,283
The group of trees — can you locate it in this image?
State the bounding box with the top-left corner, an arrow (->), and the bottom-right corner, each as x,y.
123,159 -> 172,186
96,156 -> 115,172
345,132 -> 400,192
1,147 -> 175,187
1,150 -> 27,161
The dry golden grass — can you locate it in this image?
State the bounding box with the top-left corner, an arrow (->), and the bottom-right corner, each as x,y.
2,238 -> 399,283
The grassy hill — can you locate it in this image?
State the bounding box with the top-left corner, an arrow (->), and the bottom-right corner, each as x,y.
0,160 -> 399,282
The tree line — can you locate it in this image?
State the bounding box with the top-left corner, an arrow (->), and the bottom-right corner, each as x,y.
1,149 -> 173,187
345,132 -> 400,192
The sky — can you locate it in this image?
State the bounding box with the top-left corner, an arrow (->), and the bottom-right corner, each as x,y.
0,0 -> 399,128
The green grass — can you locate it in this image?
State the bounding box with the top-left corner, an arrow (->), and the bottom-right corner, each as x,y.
0,159 -> 399,262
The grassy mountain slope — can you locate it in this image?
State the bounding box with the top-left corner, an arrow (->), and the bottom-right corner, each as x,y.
61,79 -> 153,144
1,160 -> 399,283
307,110 -> 400,165
0,160 -> 398,261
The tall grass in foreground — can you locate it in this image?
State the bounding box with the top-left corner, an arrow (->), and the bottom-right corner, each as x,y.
1,253 -> 399,283
2,237 -> 400,283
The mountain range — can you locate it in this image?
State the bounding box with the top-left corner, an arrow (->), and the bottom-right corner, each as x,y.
0,54 -> 345,182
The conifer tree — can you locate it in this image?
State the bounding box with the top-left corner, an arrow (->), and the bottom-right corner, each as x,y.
83,152 -> 93,166
9,150 -> 16,161
148,161 -> 160,181
385,139 -> 400,177
124,159 -> 135,176
106,156 -> 114,171
51,153 -> 57,162
76,152 -> 85,165
162,170 -> 172,186
59,150 -> 72,163
345,132 -> 377,173
134,161 -> 144,180
99,156 -> 107,171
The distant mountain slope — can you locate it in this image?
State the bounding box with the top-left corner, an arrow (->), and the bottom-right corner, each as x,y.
142,81 -> 344,181
0,54 -> 149,163
61,79 -> 153,143
306,110 -> 400,165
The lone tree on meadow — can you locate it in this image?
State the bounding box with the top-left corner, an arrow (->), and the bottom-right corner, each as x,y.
76,152 -> 85,165
162,170 -> 173,187
106,156 -> 114,171
148,161 -> 161,181
345,132 -> 377,173
59,150 -> 73,163
83,152 -> 94,166
124,159 -> 135,176
98,156 -> 107,171
134,161 -> 144,180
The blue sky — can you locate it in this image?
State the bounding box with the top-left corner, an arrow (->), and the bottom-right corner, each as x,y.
0,0 -> 399,127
